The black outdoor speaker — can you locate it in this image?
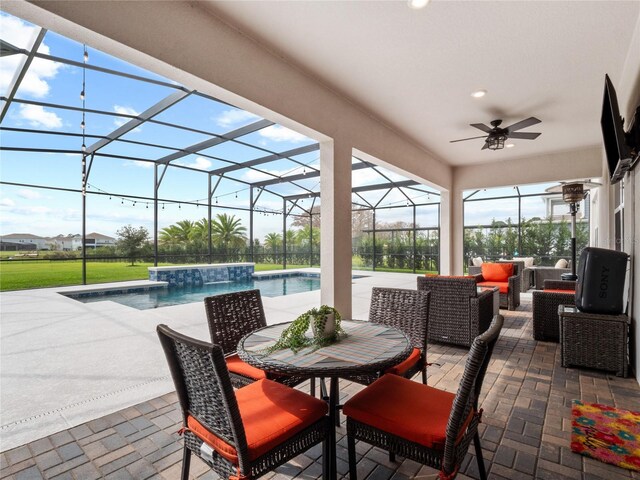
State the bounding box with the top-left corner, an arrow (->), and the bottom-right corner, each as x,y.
575,247 -> 629,314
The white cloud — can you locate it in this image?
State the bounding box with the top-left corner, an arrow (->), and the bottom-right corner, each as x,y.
174,156 -> 212,170
0,14 -> 62,98
113,105 -> 140,128
0,198 -> 15,207
123,160 -> 154,169
215,109 -> 259,128
17,189 -> 42,200
18,104 -> 62,128
259,125 -> 309,143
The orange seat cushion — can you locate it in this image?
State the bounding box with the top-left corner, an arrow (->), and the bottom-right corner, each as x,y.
226,354 -> 267,380
481,263 -> 513,282
385,347 -> 421,376
543,289 -> 576,294
477,281 -> 509,294
344,374 -> 472,450
187,379 -> 327,464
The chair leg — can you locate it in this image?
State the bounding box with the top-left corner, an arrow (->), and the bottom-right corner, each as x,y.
388,451 -> 396,462
421,367 -> 427,385
181,446 -> 191,480
347,431 -> 357,479
473,431 -> 487,480
310,377 -> 316,397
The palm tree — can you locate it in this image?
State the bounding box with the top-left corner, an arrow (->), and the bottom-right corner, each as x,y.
159,220 -> 195,248
264,232 -> 282,251
211,213 -> 247,250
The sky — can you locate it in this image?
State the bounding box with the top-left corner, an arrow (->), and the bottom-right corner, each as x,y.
0,12 -> 565,242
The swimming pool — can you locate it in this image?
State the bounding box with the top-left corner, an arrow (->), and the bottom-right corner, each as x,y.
65,274 -> 332,310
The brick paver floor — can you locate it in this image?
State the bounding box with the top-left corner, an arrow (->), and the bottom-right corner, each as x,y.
2,303 -> 640,479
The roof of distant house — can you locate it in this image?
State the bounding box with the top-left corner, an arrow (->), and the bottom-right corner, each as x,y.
0,233 -> 46,240
86,232 -> 116,240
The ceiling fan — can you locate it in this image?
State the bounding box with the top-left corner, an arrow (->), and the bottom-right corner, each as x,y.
450,117 -> 542,150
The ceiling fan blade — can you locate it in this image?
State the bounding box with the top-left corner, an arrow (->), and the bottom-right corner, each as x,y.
508,132 -> 541,140
481,142 -> 489,150
449,135 -> 489,143
505,117 -> 541,132
470,123 -> 493,133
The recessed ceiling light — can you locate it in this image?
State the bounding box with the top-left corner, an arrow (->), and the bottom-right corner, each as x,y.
407,0 -> 429,10
471,89 -> 487,98
506,143 -> 515,148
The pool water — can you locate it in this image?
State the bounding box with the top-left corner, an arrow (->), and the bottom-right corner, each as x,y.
74,276 -> 322,310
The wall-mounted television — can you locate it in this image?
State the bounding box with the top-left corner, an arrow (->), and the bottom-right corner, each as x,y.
601,74 -> 634,184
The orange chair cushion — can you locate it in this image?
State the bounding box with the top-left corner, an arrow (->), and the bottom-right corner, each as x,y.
477,281 -> 509,294
481,262 -> 513,282
226,354 -> 267,380
187,379 -> 327,464
544,289 -> 576,294
344,374 -> 472,450
385,347 -> 421,376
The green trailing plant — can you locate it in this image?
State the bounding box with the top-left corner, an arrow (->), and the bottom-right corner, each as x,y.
266,305 -> 344,353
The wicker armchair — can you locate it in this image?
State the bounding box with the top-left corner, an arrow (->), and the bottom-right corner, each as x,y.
417,276 -> 493,347
344,315 -> 504,480
531,266 -> 571,290
157,324 -> 329,480
204,290 -> 303,388
470,263 -> 521,311
532,280 -> 576,342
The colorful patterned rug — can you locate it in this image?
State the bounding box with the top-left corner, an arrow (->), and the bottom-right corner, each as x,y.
571,400 -> 640,471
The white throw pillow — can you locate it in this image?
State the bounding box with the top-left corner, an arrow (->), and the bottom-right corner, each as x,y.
472,256 -> 483,267
555,259 -> 568,269
524,257 -> 534,268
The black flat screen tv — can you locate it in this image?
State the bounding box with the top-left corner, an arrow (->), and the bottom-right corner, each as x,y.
601,74 -> 633,184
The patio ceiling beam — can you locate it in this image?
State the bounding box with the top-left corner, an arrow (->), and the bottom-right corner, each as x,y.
156,118 -> 273,165
86,90 -> 194,154
0,28 -> 47,123
209,143 -> 319,175
250,160 -> 370,187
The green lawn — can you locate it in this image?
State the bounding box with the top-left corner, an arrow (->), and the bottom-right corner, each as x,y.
0,261 -> 313,291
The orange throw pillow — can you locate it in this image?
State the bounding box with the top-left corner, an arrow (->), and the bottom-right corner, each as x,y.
481,263 -> 513,282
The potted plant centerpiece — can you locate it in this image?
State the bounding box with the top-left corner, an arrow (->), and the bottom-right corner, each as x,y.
267,305 -> 344,353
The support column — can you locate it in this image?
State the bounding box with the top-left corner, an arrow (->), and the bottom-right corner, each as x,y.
439,188 -> 464,275
320,140 -> 352,318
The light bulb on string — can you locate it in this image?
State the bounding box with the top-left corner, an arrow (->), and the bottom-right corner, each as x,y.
81,144 -> 86,152
80,90 -> 85,101
215,197 -> 218,204
80,121 -> 85,130
178,203 -> 181,209
121,199 -> 124,205
162,203 -> 165,210
83,49 -> 89,63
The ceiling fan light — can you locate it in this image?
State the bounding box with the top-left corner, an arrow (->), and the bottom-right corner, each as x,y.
506,143 -> 515,148
407,0 -> 429,9
471,89 -> 487,98
487,134 -> 507,150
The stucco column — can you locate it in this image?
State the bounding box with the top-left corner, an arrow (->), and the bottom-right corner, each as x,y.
320,139 -> 352,318
439,190 -> 452,275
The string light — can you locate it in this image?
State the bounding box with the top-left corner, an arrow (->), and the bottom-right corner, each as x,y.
80,90 -> 85,101
83,48 -> 89,63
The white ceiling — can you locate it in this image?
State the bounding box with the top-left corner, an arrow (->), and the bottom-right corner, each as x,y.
203,1 -> 639,167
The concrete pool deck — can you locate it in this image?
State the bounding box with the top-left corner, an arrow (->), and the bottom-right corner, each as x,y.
0,269 -> 423,451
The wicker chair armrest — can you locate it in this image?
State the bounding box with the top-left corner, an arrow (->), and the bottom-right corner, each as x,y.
472,273 -> 483,282
470,290 -> 494,336
544,279 -> 576,290
468,266 -> 482,276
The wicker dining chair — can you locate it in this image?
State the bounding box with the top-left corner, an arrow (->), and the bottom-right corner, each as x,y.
369,287 -> 430,384
157,324 -> 329,480
417,276 -> 493,347
344,315 -> 503,480
204,289 -> 304,388
532,280 -> 576,342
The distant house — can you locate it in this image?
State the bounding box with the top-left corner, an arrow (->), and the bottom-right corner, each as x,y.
0,233 -> 116,251
0,233 -> 49,251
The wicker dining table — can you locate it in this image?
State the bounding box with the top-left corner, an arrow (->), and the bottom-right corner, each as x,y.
238,319 -> 412,480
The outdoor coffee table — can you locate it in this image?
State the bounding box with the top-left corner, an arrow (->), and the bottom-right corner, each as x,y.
238,320 -> 412,480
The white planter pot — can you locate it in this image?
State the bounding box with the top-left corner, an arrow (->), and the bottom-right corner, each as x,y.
312,313 -> 335,339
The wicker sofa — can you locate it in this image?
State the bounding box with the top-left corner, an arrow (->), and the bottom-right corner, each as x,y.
417,275 -> 494,347
469,262 -> 521,311
530,266 -> 572,290
532,280 -> 576,342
